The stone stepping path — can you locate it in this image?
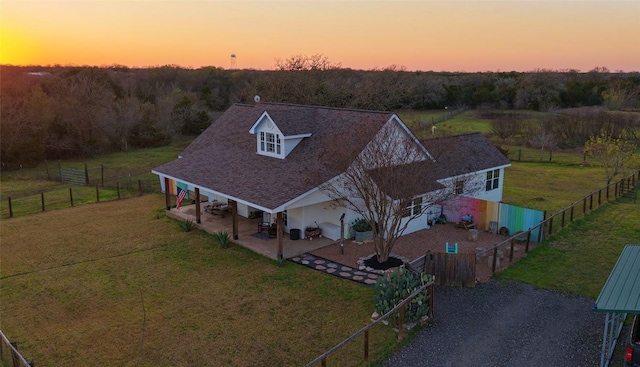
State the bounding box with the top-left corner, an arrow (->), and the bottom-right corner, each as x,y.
290,253 -> 379,286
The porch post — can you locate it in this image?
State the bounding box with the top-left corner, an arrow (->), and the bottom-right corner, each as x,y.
276,212 -> 284,261
230,200 -> 238,240
195,188 -> 201,224
164,177 -> 171,210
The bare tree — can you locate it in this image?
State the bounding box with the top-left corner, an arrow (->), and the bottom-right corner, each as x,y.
274,54 -> 341,71
317,120 -> 482,263
525,118 -> 557,161
491,112 -> 524,140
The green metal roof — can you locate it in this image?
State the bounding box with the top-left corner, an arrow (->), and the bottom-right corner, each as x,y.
594,245 -> 640,313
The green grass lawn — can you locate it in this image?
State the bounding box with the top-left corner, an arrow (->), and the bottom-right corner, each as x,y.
435,110 -> 493,135
0,138 -> 193,219
502,162 -> 610,213
0,194 -> 398,366
499,192 -> 640,299
2,110 -> 637,365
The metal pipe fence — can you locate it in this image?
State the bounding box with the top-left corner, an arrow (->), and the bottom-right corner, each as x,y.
1,330 -> 32,367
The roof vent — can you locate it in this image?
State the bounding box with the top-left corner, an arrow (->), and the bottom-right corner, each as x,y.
254,95 -> 261,103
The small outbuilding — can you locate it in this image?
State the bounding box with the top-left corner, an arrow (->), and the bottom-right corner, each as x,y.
593,244 -> 640,367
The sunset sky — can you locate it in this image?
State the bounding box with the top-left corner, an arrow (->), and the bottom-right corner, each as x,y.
1,0 -> 639,72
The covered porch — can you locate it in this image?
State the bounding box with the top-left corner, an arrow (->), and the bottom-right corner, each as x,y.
166,203 -> 336,260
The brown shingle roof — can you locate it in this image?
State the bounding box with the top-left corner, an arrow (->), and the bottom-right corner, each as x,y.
370,133 -> 510,200
420,132 -> 511,180
153,103 -> 393,210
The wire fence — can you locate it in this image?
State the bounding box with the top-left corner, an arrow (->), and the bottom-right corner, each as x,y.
1,161 -> 163,219
508,146 -> 587,164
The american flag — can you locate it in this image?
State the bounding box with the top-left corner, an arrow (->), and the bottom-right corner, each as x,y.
176,186 -> 187,210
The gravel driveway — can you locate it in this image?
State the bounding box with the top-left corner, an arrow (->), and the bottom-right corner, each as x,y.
383,280 -> 603,367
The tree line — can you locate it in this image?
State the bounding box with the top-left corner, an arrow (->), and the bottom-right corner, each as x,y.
1,60 -> 639,168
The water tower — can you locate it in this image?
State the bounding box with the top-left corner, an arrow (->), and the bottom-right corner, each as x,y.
230,54 -> 237,69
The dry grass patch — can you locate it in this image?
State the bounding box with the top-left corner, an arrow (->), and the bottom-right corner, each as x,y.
1,194 -> 397,366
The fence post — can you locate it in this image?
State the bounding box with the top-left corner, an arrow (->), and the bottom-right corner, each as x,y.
492,247 -> 498,274
570,205 -> 574,223
509,239 -> 515,263
583,197 -> 587,215
11,341 -> 19,366
84,163 -> 89,185
549,149 -> 552,162
101,164 -> 104,187
537,223 -> 542,244
397,303 -> 405,341
117,182 -> 121,200
606,185 -> 610,201
561,210 -> 566,228
8,197 -> 12,218
364,329 -> 369,362
69,188 -> 74,207
598,189 -> 602,206
164,177 -> 171,210
41,192 -> 45,212
45,159 -> 51,181
96,185 -> 100,203
138,180 -> 143,196
548,216 -> 554,236
321,356 -> 326,367
615,182 -> 618,197
589,193 -> 593,211
428,283 -> 434,318
525,230 -> 532,253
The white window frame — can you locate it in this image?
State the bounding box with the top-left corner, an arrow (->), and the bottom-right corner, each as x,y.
403,196 -> 423,218
486,169 -> 500,191
259,131 -> 282,157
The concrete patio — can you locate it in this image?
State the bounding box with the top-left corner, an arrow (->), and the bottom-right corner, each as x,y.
165,203 -> 337,260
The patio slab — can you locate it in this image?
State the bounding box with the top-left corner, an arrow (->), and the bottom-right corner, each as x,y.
165,204 -> 336,260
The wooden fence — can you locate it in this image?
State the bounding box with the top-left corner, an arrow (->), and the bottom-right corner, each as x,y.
2,180 -> 153,219
6,161 -> 162,200
479,169 -> 640,275
304,280 -> 435,367
408,169 -> 639,284
410,252 -> 476,287
0,330 -> 32,367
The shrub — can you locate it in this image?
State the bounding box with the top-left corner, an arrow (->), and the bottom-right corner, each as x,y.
351,218 -> 372,232
214,231 -> 232,249
374,267 -> 434,324
177,219 -> 194,232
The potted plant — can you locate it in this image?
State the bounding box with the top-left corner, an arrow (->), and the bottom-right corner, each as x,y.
351,218 -> 373,242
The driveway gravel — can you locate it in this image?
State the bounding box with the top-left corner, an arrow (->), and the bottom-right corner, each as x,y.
383,280 -> 603,367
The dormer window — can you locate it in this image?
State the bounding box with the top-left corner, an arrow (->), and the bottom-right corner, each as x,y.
250,111 -> 311,159
260,131 -> 281,155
